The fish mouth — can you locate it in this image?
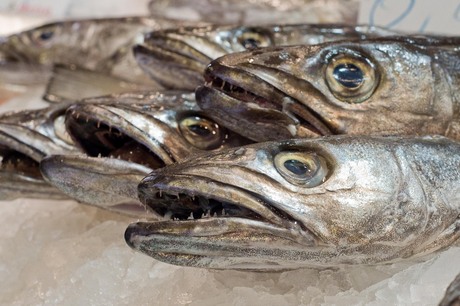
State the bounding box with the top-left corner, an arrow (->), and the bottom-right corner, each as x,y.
65,104 -> 175,170
197,61 -> 333,140
134,37 -> 208,90
126,174 -> 319,270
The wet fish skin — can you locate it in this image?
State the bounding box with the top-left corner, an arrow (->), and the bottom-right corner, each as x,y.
0,102 -> 78,200
40,91 -> 252,215
128,135 -> 460,270
0,16 -> 189,86
137,24 -> 396,90
196,36 -> 460,141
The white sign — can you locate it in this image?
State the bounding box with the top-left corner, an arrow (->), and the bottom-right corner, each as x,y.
359,0 -> 460,35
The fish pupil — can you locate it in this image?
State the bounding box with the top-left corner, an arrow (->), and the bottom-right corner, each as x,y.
333,63 -> 363,88
284,159 -> 309,176
242,38 -> 260,49
189,124 -> 212,137
39,30 -> 54,40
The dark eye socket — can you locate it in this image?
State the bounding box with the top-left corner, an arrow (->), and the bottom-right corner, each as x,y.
39,30 -> 54,40
325,53 -> 379,104
179,116 -> 226,150
332,63 -> 364,89
274,151 -> 328,187
235,29 -> 272,50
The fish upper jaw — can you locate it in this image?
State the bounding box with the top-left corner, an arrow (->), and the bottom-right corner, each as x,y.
65,104 -> 179,169
197,58 -> 334,141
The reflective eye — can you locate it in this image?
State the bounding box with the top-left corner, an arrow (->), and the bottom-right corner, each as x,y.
235,29 -> 272,50
325,53 -> 378,103
30,26 -> 58,46
274,151 -> 328,187
53,115 -> 74,145
179,116 -> 225,150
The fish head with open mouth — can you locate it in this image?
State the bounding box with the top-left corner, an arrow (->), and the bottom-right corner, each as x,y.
40,91 -> 252,215
127,136 -> 460,270
136,24 -> 395,90
0,102 -> 77,200
196,36 -> 460,141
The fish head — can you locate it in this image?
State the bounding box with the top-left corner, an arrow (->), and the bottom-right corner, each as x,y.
0,22 -> 68,65
65,92 -> 252,169
0,103 -> 76,200
196,37 -> 455,141
129,136 -> 459,270
137,24 -> 393,91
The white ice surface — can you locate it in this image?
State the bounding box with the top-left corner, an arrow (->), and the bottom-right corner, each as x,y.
1,199 -> 460,306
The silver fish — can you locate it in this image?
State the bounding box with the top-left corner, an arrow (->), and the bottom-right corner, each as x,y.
127,136 -> 460,270
40,91 -> 251,215
0,102 -> 77,200
136,24 -> 396,90
196,36 -> 460,141
440,273 -> 460,306
0,16 -> 192,87
148,0 -> 359,25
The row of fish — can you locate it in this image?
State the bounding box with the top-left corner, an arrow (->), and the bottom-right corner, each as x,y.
1,14 -> 460,305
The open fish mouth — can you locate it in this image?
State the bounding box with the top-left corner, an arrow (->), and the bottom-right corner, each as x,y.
126,174 -> 318,270
65,104 -> 174,170
197,60 -> 333,139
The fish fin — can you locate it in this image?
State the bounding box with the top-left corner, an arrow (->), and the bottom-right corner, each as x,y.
43,64 -> 152,103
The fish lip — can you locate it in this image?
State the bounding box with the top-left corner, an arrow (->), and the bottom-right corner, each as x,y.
200,61 -> 333,137
65,104 -> 175,169
137,173 -> 318,242
142,31 -> 213,66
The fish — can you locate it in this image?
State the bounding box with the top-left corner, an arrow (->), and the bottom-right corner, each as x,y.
440,273 -> 460,306
136,24 -> 396,90
127,135 -> 460,270
0,102 -> 77,200
148,0 -> 359,25
43,65 -> 154,103
0,16 -> 193,87
40,91 -> 252,216
196,36 -> 460,141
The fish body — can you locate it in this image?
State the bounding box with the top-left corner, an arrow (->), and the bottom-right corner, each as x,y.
0,16 -> 191,86
128,136 -> 460,270
40,91 -> 251,215
196,36 -> 460,141
137,24 -> 397,90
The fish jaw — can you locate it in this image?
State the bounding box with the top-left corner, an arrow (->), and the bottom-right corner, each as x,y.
196,39 -> 455,142
196,48 -> 335,141
134,44 -> 206,91
65,103 -> 187,169
129,136 -> 460,270
40,155 -> 157,218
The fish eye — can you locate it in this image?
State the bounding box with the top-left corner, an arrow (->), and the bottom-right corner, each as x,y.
235,29 -> 272,50
325,53 -> 378,103
53,115 -> 74,145
30,27 -> 58,46
179,116 -> 226,150
274,151 -> 328,187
